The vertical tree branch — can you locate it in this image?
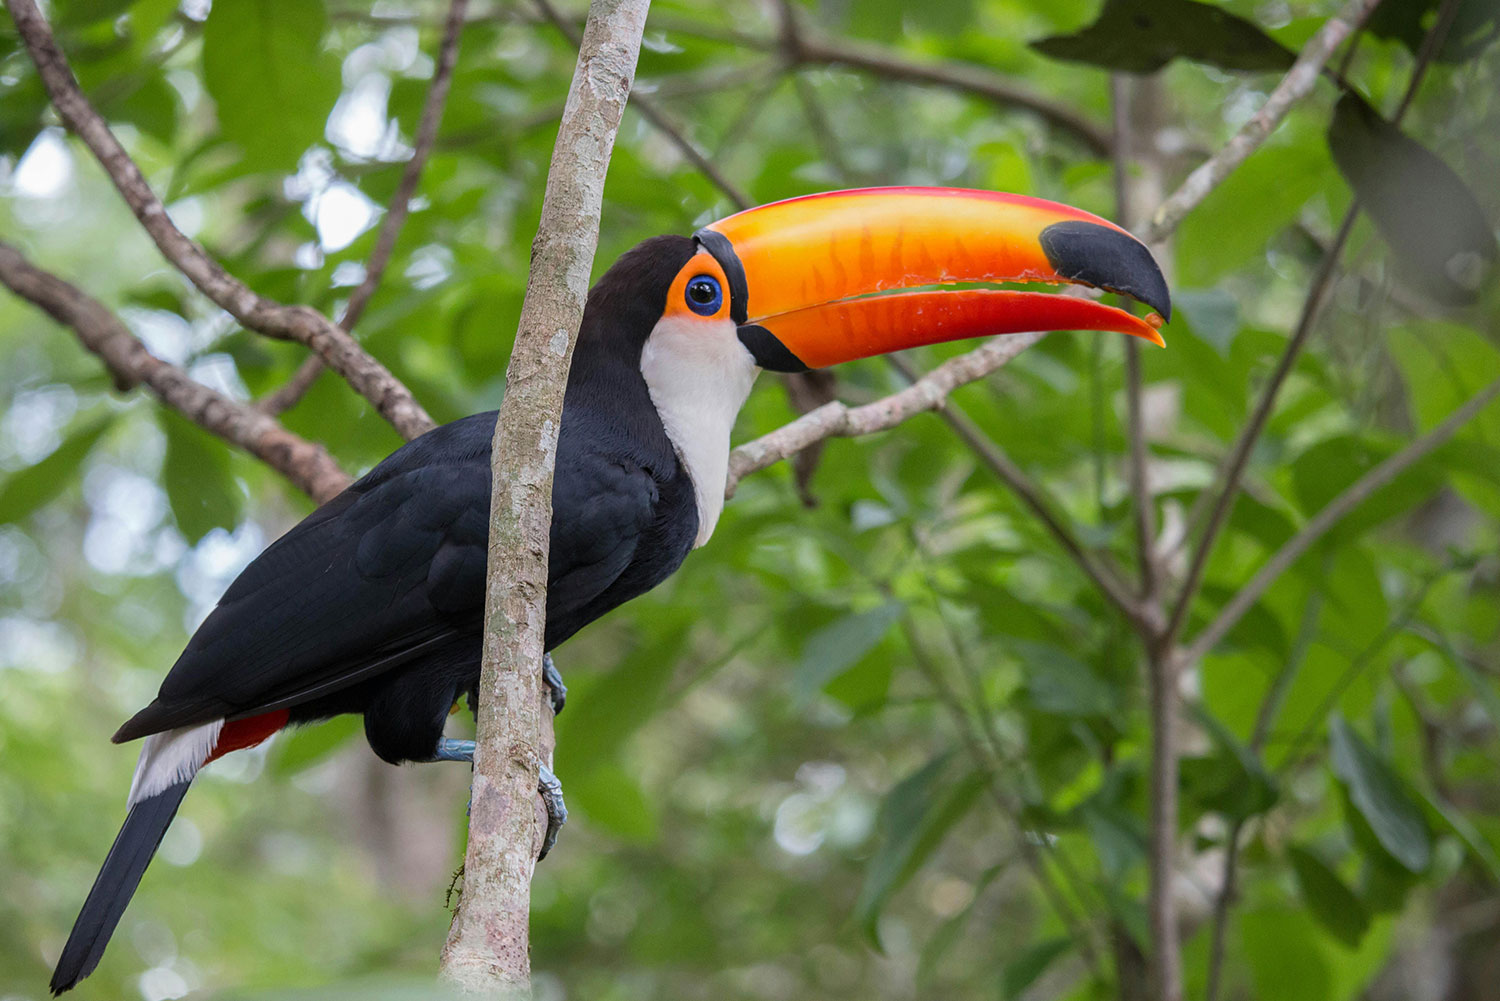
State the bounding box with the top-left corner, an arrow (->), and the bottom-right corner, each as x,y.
1113,70 -> 1182,1001
437,0 -> 649,992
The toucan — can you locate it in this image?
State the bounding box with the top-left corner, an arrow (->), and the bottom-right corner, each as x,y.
48,187 -> 1168,994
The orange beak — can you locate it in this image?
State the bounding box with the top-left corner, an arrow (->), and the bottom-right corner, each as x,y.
694,187 -> 1168,371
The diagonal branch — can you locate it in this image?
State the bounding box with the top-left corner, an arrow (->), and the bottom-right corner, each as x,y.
654,11 -> 1114,156
1162,0 -> 1458,650
884,354 -> 1144,623
259,0 -> 471,418
726,331 -> 1048,495
1181,374 -> 1500,666
6,0 -> 436,441
1139,0 -> 1382,245
0,242 -> 351,504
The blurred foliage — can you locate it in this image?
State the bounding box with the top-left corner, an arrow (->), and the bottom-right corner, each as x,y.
2,0 -> 1499,1000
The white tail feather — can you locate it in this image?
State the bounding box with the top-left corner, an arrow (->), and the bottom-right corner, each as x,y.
127,719 -> 224,805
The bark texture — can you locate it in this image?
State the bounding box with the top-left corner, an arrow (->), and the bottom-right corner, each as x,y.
437,0 -> 650,993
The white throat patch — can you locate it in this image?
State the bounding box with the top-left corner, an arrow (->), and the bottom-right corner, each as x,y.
640,314 -> 759,547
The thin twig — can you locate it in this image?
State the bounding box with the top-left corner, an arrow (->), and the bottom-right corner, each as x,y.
885,354 -> 1144,624
1203,586 -> 1324,1001
6,0 -> 436,441
1183,375 -> 1500,666
1112,70 -> 1182,1001
1140,0 -> 1382,245
899,616 -> 1109,975
258,0 -> 471,418
1166,209 -> 1354,644
533,0 -> 753,210
1165,0 -> 1461,651
0,243 -> 351,503
764,11 -> 1112,155
726,331 -> 1047,494
1112,75 -> 1161,603
1124,342 -> 1156,590
1145,639 -> 1181,1001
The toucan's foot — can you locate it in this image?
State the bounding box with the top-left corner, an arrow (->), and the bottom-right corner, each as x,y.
433,737 -> 475,763
538,764 -> 566,860
431,738 -> 566,860
543,653 -> 566,716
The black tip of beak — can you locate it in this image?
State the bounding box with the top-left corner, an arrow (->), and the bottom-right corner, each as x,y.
1040,221 -> 1171,321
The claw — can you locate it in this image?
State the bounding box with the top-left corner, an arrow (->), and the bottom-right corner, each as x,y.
543,653 -> 567,716
537,764 -> 567,860
432,737 -> 565,860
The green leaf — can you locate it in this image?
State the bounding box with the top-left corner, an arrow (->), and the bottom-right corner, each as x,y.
854,752 -> 984,948
1080,798 -> 1146,880
1329,716 -> 1432,873
1001,937 -> 1073,998
566,763 -> 659,843
1181,706 -> 1278,821
270,713 -> 361,775
1420,786 -> 1500,884
1427,630 -> 1500,738
1290,434 -> 1444,540
917,862 -> 1003,984
793,600 -> 902,704
1173,287 -> 1241,357
554,622 -> 689,775
160,410 -> 243,544
105,73 -> 179,146
53,0 -> 136,27
1016,640 -> 1114,717
0,414 -> 112,523
1328,93 -> 1498,305
1368,0 -> 1500,64
1031,0 -> 1295,73
1176,131 -> 1334,285
201,0 -> 341,173
1288,844 -> 1370,948
1239,906 -> 1334,1001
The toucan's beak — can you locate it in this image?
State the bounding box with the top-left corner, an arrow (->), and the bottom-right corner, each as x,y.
694,187 -> 1169,372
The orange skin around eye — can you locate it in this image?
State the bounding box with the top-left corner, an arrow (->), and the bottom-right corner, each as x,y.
663,252 -> 731,321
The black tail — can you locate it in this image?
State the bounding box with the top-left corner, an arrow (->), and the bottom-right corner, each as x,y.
50,781 -> 191,995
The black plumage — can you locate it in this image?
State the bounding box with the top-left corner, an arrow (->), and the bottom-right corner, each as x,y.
48,782 -> 190,994
116,235 -> 703,763
51,237 -> 706,995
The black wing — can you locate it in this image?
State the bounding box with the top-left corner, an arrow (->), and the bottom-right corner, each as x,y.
115,414 -> 660,742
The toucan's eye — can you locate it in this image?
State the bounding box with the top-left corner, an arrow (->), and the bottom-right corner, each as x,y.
685,275 -> 723,316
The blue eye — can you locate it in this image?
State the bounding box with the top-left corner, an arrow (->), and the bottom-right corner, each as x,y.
685,275 -> 723,316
